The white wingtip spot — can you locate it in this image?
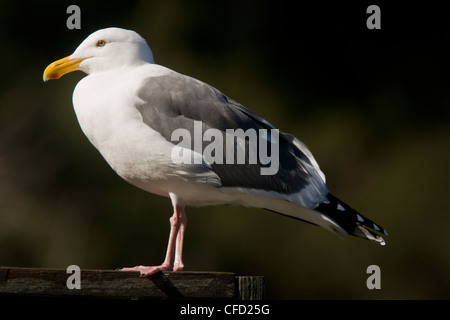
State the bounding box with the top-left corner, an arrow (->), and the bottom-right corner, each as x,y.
357,214 -> 364,222
373,224 -> 381,231
337,203 -> 345,211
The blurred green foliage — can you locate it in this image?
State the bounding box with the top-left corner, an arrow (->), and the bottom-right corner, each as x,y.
0,0 -> 449,299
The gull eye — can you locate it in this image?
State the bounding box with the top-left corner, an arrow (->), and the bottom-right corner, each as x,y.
96,40 -> 106,47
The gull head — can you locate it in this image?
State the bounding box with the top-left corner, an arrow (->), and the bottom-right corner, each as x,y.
43,27 -> 154,81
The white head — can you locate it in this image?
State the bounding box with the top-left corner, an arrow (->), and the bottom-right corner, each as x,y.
43,27 -> 154,81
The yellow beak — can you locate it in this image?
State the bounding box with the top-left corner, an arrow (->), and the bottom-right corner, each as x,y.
43,56 -> 84,82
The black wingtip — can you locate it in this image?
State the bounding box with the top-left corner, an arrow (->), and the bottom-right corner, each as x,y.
315,193 -> 388,245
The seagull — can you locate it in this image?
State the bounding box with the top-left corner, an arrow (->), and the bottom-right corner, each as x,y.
43,27 -> 388,277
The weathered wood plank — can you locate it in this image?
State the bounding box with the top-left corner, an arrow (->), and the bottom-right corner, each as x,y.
0,267 -> 238,299
236,276 -> 265,300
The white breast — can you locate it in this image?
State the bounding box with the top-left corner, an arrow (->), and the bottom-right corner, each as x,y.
72,67 -> 177,189
71,64 -> 223,202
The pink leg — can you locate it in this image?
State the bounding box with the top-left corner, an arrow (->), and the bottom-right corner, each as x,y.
120,193 -> 186,277
173,206 -> 186,271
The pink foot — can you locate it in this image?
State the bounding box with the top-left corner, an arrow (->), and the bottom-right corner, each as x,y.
120,265 -> 173,277
121,199 -> 186,278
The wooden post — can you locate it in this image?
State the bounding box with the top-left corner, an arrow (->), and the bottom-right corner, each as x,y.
0,266 -> 264,300
236,276 -> 265,300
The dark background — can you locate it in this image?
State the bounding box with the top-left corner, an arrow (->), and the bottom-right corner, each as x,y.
0,0 -> 448,299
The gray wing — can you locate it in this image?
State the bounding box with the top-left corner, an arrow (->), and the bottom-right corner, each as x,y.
135,71 -> 319,195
